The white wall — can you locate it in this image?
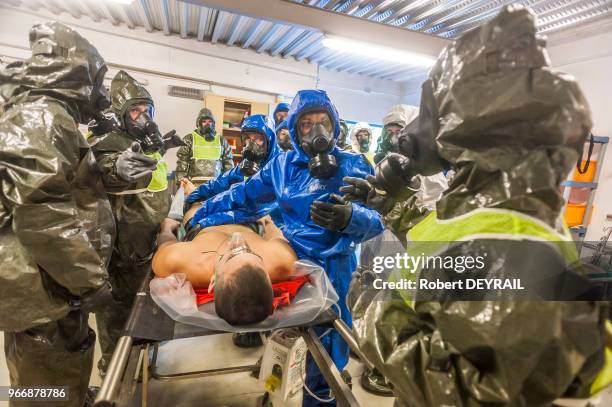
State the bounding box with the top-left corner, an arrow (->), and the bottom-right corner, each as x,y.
0,5 -> 403,169
548,28 -> 612,241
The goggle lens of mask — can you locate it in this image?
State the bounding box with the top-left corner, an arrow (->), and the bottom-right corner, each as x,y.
128,104 -> 154,121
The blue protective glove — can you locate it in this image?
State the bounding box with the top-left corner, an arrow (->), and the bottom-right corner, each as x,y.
186,186 -> 209,204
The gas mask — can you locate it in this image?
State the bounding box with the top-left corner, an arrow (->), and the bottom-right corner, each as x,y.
357,132 -> 371,152
124,108 -> 164,154
338,120 -> 349,148
277,129 -> 293,151
375,79 -> 447,196
199,121 -> 215,141
240,132 -> 268,176
299,122 -> 337,179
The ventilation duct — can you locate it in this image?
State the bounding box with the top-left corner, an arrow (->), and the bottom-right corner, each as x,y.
168,85 -> 205,100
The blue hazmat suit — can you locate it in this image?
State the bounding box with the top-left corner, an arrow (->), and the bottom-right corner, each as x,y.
191,90 -> 384,405
186,114 -> 280,204
275,119 -> 288,133
271,101 -> 290,127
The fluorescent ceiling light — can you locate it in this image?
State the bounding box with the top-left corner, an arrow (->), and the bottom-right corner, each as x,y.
108,0 -> 134,5
322,36 -> 436,67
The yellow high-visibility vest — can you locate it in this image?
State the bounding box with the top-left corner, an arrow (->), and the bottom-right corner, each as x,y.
192,131 -> 222,160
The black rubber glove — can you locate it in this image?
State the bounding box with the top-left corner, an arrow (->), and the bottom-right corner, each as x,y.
340,175 -> 389,213
87,113 -> 120,137
310,193 -> 352,231
116,142 -> 158,182
162,130 -> 186,150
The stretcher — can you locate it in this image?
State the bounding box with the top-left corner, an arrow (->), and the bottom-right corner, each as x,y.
93,271 -> 374,407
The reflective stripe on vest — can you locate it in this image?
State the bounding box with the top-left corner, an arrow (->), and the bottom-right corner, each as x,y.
407,208 -> 577,264
392,208 -> 579,306
146,151 -> 168,192
192,131 -> 222,160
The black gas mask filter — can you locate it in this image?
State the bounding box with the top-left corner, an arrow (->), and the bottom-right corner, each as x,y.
300,123 -> 337,179
125,110 -> 164,154
240,134 -> 268,176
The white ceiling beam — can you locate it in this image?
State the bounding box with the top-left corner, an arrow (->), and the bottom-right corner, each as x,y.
185,0 -> 448,57
135,0 -> 153,32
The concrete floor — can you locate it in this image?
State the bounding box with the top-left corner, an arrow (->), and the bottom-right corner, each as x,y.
0,317 -> 393,407
2,318 -> 611,407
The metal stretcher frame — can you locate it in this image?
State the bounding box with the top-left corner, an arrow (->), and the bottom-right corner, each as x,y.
93,272 -> 373,407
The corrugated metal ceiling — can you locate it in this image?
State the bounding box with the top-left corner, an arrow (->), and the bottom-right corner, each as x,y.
8,0 -> 612,82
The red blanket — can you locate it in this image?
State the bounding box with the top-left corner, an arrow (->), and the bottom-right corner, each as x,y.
194,275 -> 310,310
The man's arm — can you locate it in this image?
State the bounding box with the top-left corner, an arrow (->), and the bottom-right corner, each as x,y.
188,166 -> 243,203
191,156 -> 279,226
157,218 -> 180,248
89,134 -> 142,190
220,136 -> 234,171
175,133 -> 193,181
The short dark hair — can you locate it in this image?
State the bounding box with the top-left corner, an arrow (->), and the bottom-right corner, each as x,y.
215,263 -> 274,325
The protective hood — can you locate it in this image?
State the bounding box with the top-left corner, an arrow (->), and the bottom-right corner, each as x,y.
273,102 -> 290,118
287,90 -> 340,163
0,21 -> 108,124
348,121 -> 373,152
275,119 -> 288,134
427,5 -> 592,227
196,107 -> 216,129
110,70 -> 153,129
241,114 -> 279,166
382,104 -> 418,128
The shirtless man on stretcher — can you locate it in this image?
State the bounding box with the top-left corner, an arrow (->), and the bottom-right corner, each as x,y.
153,179 -> 297,325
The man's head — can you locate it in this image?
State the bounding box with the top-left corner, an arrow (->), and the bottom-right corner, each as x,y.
385,123 -> 403,147
273,102 -> 290,126
348,122 -> 372,153
356,130 -> 371,151
213,238 -> 274,325
286,90 -> 340,178
240,114 -> 277,175
196,108 -> 216,140
275,120 -> 292,151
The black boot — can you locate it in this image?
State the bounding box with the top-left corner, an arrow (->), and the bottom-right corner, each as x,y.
360,368 -> 394,397
232,332 -> 263,348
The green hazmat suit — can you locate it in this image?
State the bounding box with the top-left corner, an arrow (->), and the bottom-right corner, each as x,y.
374,104 -> 418,164
175,107 -> 234,184
88,70 -> 171,374
349,6 -> 609,406
0,22 -> 115,407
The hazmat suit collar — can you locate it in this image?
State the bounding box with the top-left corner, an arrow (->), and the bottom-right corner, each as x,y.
423,6 -> 592,228
286,90 -> 340,164
110,70 -> 154,130
241,114 -> 279,166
